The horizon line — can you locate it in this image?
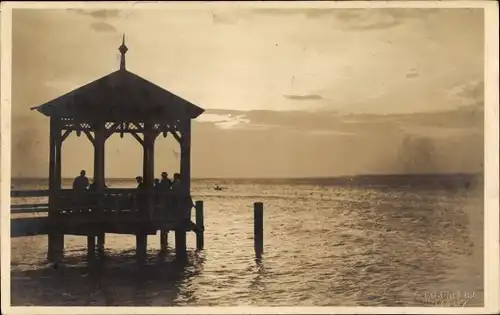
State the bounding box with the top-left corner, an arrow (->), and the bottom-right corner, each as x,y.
11,172 -> 482,181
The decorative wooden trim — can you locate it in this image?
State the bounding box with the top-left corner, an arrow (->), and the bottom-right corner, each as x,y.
60,120 -> 182,139
170,129 -> 181,143
105,122 -> 121,139
130,132 -> 144,146
61,129 -> 72,142
83,131 -> 95,145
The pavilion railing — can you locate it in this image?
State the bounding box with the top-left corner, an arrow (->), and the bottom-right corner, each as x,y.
12,189 -> 193,224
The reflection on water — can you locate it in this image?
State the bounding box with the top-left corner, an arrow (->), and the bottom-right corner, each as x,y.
11,248 -> 206,306
11,179 -> 484,306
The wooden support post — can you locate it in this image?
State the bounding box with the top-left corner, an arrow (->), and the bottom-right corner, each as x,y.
136,234 -> 147,264
97,233 -> 105,258
93,122 -> 106,189
87,236 -> 96,262
254,202 -> 264,256
47,117 -> 64,262
195,200 -> 204,250
47,118 -> 56,261
160,230 -> 169,252
179,119 -> 191,223
48,234 -> 64,264
142,123 -> 155,218
93,122 -> 106,220
175,230 -> 187,260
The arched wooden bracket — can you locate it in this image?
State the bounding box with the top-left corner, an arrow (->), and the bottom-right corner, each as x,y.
131,132 -> 144,146
84,131 -> 95,145
154,130 -> 161,140
170,129 -> 181,143
61,130 -> 72,142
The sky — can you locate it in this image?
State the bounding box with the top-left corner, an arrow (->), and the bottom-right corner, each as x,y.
10,6 -> 484,179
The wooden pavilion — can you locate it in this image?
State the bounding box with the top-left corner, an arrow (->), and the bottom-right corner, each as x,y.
30,35 -> 205,263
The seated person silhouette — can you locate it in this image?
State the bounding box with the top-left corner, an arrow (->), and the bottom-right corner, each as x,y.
136,176 -> 145,189
72,170 -> 89,191
170,173 -> 182,215
135,176 -> 146,214
72,170 -> 89,213
160,172 -> 172,190
171,173 -> 181,192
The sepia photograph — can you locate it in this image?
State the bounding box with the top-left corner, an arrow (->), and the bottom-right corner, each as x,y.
1,1 -> 498,314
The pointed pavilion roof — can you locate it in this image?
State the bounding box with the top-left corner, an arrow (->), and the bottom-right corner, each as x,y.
31,36 -> 204,122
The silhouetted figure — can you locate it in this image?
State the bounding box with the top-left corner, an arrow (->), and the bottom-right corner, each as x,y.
71,170 -> 89,214
171,173 -> 181,192
153,178 -> 162,208
72,170 -> 89,191
170,173 -> 181,216
135,176 -> 146,214
159,172 -> 172,190
136,176 -> 145,189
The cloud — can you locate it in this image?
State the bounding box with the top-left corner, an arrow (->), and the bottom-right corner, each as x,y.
71,9 -> 122,19
334,8 -> 439,31
405,68 -> 419,79
248,8 -> 439,31
211,12 -> 240,25
447,80 -> 484,106
69,8 -> 120,33
249,8 -> 338,19
196,113 -> 250,130
283,94 -> 324,101
397,135 -> 438,173
90,21 -> 118,33
198,105 -> 483,141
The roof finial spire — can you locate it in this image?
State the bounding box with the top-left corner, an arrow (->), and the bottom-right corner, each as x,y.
118,33 -> 128,70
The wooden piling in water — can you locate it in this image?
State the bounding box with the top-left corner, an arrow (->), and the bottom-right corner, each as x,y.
195,200 -> 204,250
254,202 -> 263,256
175,230 -> 187,260
160,230 -> 169,252
47,233 -> 55,261
97,233 -> 105,258
87,235 -> 96,261
48,233 -> 64,263
136,233 -> 147,264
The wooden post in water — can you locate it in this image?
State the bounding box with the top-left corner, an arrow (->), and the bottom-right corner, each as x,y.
195,200 -> 204,250
160,230 -> 169,252
175,229 -> 187,260
97,233 -> 105,258
48,117 -> 64,263
254,202 -> 264,256
48,234 -> 64,262
51,233 -> 64,265
87,235 -> 96,262
136,233 -> 147,264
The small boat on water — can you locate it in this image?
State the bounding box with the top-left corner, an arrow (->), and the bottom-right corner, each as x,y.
214,185 -> 227,191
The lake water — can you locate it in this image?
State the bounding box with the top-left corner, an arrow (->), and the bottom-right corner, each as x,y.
10,176 -> 484,306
